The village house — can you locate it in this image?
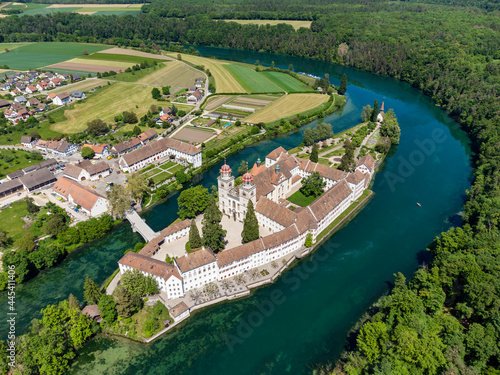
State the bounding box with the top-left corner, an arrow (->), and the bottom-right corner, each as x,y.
36,81 -> 49,91
14,95 -> 27,104
62,160 -> 111,182
187,90 -> 202,102
41,140 -> 78,156
70,91 -> 86,100
159,107 -> 172,117
195,77 -> 204,88
110,137 -> 142,155
138,128 -> 158,144
81,143 -> 110,158
20,136 -> 38,148
118,137 -> 202,172
49,78 -> 61,87
26,97 -> 41,107
53,92 -> 70,106
52,177 -> 109,216
25,85 -> 38,94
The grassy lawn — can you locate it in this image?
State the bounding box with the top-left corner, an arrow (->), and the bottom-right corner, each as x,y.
0,149 -> 44,179
166,53 -> 245,93
0,119 -> 62,145
0,42 -> 110,70
245,93 -> 329,123
137,60 -> 200,88
323,148 -> 344,158
51,79 -> 110,94
0,200 -> 45,247
159,161 -> 176,170
318,158 -> 332,166
80,52 -> 165,65
168,164 -> 184,174
288,146 -> 303,155
287,190 -> 318,207
50,82 -> 166,134
141,167 -> 162,177
260,71 -> 312,92
223,19 -> 312,30
226,64 -> 282,93
152,171 -> 172,184
316,190 -> 373,242
192,117 -> 213,125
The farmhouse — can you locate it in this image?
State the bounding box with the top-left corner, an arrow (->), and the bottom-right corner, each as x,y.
63,160 -> 111,182
52,177 -> 109,217
118,137 -> 202,172
18,168 -> 57,192
187,90 -> 202,102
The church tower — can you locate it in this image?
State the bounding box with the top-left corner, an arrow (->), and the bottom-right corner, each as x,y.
239,172 -> 257,219
377,101 -> 384,123
217,161 -> 234,215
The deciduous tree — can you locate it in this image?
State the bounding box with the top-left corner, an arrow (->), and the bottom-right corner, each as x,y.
107,184 -> 132,218
81,146 -> 95,159
127,172 -> 148,206
178,185 -> 210,219
98,294 -> 117,323
300,172 -> 326,197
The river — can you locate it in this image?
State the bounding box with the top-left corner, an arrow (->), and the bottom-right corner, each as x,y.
1,47 -> 472,374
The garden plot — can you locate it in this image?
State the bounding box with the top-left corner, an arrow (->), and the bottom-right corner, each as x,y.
172,126 -> 216,143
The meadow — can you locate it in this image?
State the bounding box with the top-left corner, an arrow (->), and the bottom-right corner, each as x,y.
0,42 -> 110,70
51,79 -> 110,94
244,93 -> 328,123
260,72 -> 312,92
225,64 -> 282,93
137,61 -> 200,88
80,53 -> 165,65
0,3 -> 143,16
50,82 -> 165,133
166,53 -> 244,93
222,19 -> 312,30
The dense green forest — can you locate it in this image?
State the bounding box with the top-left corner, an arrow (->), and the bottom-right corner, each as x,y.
0,0 -> 500,373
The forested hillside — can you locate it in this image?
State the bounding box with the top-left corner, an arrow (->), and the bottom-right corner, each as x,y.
1,1 -> 500,373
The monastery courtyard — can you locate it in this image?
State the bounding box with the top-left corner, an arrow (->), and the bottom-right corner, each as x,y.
152,213 -> 275,261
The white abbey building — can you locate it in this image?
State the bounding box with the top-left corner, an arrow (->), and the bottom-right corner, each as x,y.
117,147 -> 376,300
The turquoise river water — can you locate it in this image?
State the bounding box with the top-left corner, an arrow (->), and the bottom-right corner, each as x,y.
0,47 -> 472,374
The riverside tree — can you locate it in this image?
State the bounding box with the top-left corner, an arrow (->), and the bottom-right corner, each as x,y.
127,172 -> 148,206
178,185 -> 210,219
361,105 -> 373,122
120,269 -> 159,297
107,184 -> 132,218
310,143 -> 319,163
189,218 -> 202,248
370,99 -> 379,123
338,73 -> 347,95
380,109 -> 401,144
300,172 -> 326,197
113,285 -> 135,318
83,274 -> 102,305
241,200 -> 259,243
97,294 -> 117,323
202,195 -> 226,252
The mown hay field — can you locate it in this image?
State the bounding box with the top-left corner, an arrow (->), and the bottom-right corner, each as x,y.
244,93 -> 328,123
222,19 -> 312,30
51,82 -> 164,133
80,52 -> 166,65
103,48 -> 171,60
0,42 -> 110,70
51,79 -> 110,94
137,60 -> 200,87
260,72 -> 313,92
166,53 -> 245,93
225,64 -> 282,93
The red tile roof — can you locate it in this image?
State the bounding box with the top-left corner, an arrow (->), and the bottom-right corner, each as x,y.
118,252 -> 181,280
175,248 -> 216,273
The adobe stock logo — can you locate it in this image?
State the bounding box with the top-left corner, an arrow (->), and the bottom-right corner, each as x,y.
224,243 -> 340,353
384,128 -> 447,192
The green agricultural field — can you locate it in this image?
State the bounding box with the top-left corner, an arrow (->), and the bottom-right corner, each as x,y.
80,53 -> 165,65
0,149 -> 44,179
0,200 -> 44,246
260,72 -> 312,92
0,42 -> 110,70
0,43 -> 32,52
225,64 -> 283,93
137,60 -> 200,88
